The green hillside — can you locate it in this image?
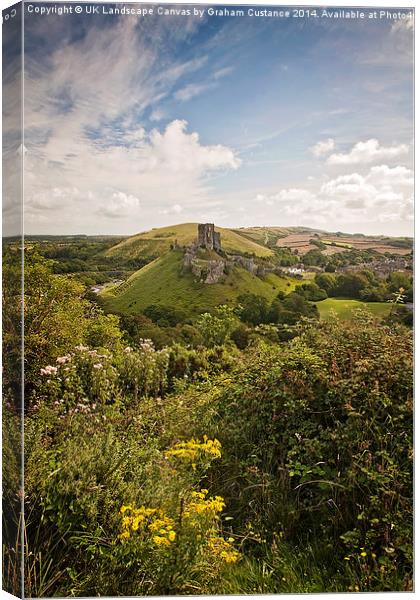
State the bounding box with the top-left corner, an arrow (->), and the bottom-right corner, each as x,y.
317,298 -> 391,320
101,250 -> 297,316
106,223 -> 273,261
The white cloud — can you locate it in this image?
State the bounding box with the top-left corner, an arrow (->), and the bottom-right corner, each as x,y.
213,66 -> 234,80
24,119 -> 240,230
310,138 -> 335,157
160,203 -> 184,215
321,173 -> 377,202
174,81 -> 217,102
327,138 -> 408,165
146,119 -> 241,172
319,165 -> 413,222
174,66 -> 233,102
253,163 -> 413,232
366,164 -> 413,188
99,192 -> 141,219
27,187 -> 83,212
150,108 -> 166,122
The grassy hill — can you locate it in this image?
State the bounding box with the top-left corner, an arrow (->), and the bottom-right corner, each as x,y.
101,250 -> 297,316
105,223 -> 274,261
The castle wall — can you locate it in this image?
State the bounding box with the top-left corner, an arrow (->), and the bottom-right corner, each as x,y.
197,223 -> 220,251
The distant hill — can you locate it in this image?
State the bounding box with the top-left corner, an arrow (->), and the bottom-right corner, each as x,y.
105,223 -> 274,261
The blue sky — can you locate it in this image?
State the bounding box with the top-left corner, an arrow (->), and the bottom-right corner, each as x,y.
15,4 -> 414,235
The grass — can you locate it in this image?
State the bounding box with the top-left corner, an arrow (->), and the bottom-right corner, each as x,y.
105,223 -> 274,260
317,298 -> 391,320
101,250 -> 298,316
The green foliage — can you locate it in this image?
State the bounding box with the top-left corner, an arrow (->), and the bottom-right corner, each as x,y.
309,238 -> 327,250
237,293 -> 269,325
168,313 -> 412,590
196,305 -> 238,347
331,272 -> 370,298
302,249 -> 327,267
295,282 -> 327,302
387,272 -> 412,297
230,324 -> 250,349
101,251 -> 299,318
315,272 -> 336,294
5,250 -> 412,596
143,304 -> 188,327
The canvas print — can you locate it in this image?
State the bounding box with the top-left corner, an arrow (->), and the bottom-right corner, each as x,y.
2,1 -> 414,596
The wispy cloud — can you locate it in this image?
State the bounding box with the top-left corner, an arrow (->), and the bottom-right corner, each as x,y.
174,64 -> 233,102
175,81 -> 217,102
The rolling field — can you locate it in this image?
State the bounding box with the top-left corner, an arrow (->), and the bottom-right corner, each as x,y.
317,298 -> 391,320
276,232 -> 412,256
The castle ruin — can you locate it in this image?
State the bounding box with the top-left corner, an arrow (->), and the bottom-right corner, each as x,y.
183,223 -> 261,284
197,223 -> 222,252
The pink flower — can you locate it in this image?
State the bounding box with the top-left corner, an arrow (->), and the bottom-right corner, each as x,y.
93,363 -> 103,370
56,356 -> 71,365
40,365 -> 58,376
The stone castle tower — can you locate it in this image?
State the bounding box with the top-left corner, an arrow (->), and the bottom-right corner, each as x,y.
197,223 -> 221,251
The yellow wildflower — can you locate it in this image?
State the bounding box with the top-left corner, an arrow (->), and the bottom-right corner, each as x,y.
153,535 -> 171,546
207,536 -> 240,563
119,504 -> 176,544
184,489 -> 226,521
165,437 -> 222,463
168,530 -> 176,542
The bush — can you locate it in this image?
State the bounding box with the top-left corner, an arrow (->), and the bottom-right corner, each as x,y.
230,325 -> 250,349
166,312 -> 413,591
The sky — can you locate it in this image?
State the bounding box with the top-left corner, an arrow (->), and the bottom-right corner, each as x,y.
3,3 -> 414,236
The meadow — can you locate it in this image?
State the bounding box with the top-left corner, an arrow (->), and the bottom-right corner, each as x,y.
317,298 -> 391,320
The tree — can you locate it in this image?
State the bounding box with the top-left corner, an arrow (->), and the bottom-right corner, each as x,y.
387,272 -> 412,293
295,282 -> 327,302
144,305 -> 187,327
332,273 -> 370,298
196,305 -> 237,347
237,294 -> 269,325
302,249 -> 327,267
282,292 -> 319,319
315,273 -> 336,295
